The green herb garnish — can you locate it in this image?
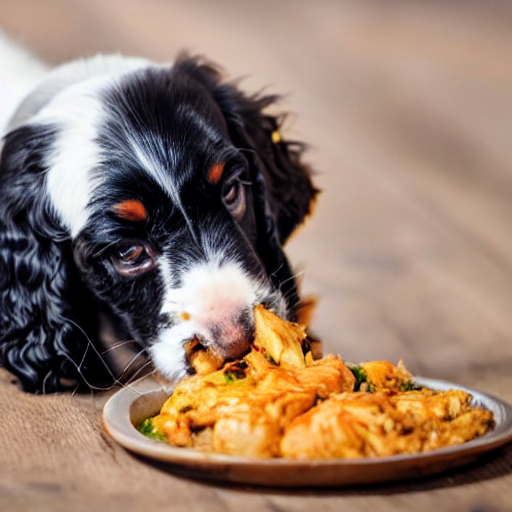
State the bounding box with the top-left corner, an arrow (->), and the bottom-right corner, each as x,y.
138,418 -> 167,442
224,371 -> 239,384
349,365 -> 368,391
399,381 -> 422,392
223,361 -> 248,384
348,365 -> 376,392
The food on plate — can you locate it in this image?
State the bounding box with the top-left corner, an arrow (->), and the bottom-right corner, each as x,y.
280,387 -> 493,459
139,307 -> 495,459
184,337 -> 225,375
148,351 -> 354,457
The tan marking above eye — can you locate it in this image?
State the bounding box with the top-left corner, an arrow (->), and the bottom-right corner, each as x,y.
113,199 -> 147,222
207,162 -> 225,185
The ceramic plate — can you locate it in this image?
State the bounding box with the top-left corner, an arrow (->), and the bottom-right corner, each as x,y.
102,376 -> 512,487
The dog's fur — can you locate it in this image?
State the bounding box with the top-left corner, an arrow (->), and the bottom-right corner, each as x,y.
0,54 -> 317,393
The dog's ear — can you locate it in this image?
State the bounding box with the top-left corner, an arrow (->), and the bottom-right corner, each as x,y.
227,98 -> 319,245
175,56 -> 319,246
0,126 -> 112,392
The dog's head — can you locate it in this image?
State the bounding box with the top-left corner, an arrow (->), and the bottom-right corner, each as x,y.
0,54 -> 317,392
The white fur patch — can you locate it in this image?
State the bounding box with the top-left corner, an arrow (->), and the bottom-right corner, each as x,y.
25,56 -> 154,236
167,260 -> 259,321
149,322 -> 200,381
37,82 -> 106,237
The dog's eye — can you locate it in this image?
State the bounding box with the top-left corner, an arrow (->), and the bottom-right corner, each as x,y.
223,179 -> 247,219
110,243 -> 156,277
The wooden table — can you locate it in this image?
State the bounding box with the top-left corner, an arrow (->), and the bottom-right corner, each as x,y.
1,1 -> 512,510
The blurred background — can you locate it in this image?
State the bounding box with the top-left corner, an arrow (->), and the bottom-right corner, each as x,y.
1,0 -> 512,383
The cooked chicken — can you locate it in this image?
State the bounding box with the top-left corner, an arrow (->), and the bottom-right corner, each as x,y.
183,304 -> 315,375
152,350 -> 355,457
146,307 -> 494,459
280,388 -> 494,459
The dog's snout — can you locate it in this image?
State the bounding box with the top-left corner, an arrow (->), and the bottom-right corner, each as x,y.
153,261 -> 272,379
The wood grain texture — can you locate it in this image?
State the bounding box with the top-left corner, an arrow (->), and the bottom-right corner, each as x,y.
1,0 -> 512,510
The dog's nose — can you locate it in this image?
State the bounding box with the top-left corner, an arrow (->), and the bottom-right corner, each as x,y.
180,303 -> 254,360
207,306 -> 254,360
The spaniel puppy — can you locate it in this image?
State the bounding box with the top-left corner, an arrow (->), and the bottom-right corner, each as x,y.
0,54 -> 317,393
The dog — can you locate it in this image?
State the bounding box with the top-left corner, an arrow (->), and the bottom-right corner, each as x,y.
0,53 -> 317,393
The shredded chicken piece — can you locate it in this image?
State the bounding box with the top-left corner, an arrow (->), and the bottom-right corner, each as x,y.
281,389 -> 494,459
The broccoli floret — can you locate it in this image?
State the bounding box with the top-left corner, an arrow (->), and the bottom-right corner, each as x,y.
399,381 -> 422,392
349,365 -> 372,392
138,418 -> 167,442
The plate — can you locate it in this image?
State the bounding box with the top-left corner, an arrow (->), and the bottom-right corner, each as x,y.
102,376 -> 512,487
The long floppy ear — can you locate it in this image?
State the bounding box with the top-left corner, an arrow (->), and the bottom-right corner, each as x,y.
226,98 -> 318,245
174,56 -> 319,245
0,126 -> 112,392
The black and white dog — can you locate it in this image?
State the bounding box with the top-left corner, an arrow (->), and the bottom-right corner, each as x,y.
0,54 -> 317,393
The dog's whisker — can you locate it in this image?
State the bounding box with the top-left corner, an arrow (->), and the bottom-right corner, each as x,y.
117,348 -> 148,380
60,351 -> 120,392
123,360 -> 155,388
278,275 -> 307,304
57,316 -> 124,392
101,339 -> 140,355
92,239 -> 123,258
65,317 -> 117,377
77,340 -> 90,377
122,367 -> 168,396
41,369 -> 53,396
268,263 -> 285,281
70,381 -> 82,398
280,270 -> 305,290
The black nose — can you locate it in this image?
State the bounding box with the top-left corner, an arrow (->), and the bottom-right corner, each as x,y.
208,307 -> 254,360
